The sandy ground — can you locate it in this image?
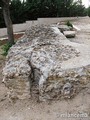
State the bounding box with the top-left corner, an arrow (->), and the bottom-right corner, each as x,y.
0,17 -> 90,120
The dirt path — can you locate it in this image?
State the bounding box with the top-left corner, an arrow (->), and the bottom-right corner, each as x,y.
0,81 -> 90,120
0,17 -> 90,120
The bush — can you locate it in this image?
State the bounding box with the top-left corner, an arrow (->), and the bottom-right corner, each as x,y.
2,43 -> 13,56
66,21 -> 73,28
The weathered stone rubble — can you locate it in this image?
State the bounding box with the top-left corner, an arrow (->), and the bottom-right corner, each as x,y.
51,24 -> 76,38
57,25 -> 71,32
51,24 -> 72,32
3,25 -> 90,101
63,31 -> 76,38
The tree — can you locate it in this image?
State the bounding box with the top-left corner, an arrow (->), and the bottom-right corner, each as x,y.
70,1 -> 87,16
0,0 -> 87,28
10,0 -> 25,23
0,0 -> 14,45
87,6 -> 90,16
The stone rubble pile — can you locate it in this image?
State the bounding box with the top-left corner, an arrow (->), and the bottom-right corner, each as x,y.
52,23 -> 76,38
3,25 -> 90,101
63,31 -> 76,38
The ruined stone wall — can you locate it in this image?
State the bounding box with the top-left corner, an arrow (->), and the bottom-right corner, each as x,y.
3,25 -> 90,101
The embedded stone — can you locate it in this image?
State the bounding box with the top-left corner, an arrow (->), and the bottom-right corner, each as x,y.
63,31 -> 76,38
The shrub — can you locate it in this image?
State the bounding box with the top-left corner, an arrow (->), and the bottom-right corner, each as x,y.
2,43 -> 13,56
66,21 -> 73,28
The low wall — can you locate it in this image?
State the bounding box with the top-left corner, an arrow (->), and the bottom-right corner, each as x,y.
0,23 -> 27,38
38,17 -> 78,25
0,17 -> 87,38
26,20 -> 38,28
13,23 -> 26,32
0,28 -> 7,38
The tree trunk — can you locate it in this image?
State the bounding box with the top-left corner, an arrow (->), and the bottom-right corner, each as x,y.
2,2 -> 14,45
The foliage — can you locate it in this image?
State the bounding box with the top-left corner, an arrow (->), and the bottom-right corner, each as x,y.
70,1 -> 87,16
2,43 -> 13,56
87,7 -> 90,17
66,21 -> 73,28
0,0 -> 88,28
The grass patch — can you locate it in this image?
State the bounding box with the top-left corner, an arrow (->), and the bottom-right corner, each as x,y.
2,43 -> 13,56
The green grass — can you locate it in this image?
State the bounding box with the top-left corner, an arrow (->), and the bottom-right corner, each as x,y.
1,43 -> 13,56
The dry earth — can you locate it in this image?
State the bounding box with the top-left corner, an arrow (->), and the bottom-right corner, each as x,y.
0,17 -> 90,120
